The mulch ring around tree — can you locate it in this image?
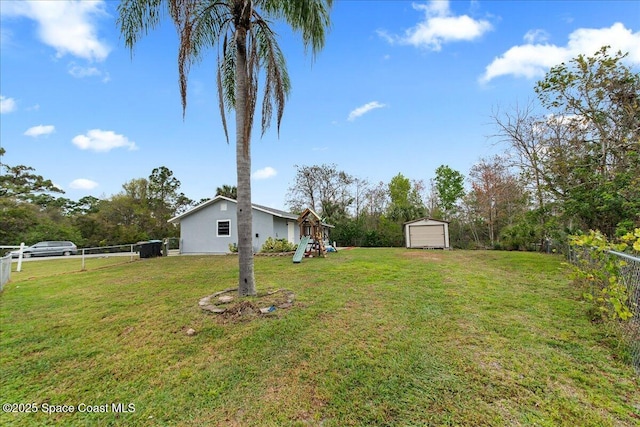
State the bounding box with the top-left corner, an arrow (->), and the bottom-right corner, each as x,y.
198,288 -> 295,324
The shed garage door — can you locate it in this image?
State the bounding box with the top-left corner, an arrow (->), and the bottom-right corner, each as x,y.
409,225 -> 445,247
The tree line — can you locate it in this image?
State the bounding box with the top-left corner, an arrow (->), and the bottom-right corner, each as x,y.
1,47 -> 637,251
0,153 -> 191,247
285,48 -> 639,250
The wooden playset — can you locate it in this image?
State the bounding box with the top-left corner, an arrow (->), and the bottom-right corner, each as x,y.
292,208 -> 332,263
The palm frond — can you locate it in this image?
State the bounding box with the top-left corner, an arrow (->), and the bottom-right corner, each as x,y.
257,0 -> 332,58
120,0 -> 331,137
117,0 -> 166,53
190,0 -> 234,134
253,18 -> 290,136
173,0 -> 198,116
221,39 -> 237,110
243,27 -> 260,154
191,1 -> 233,50
216,59 -> 230,143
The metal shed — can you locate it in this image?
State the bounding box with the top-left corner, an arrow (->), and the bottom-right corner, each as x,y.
404,218 -> 450,249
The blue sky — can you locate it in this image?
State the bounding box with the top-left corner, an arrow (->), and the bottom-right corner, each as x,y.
1,0 -> 639,210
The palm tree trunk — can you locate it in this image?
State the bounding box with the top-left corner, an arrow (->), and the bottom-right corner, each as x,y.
235,22 -> 256,297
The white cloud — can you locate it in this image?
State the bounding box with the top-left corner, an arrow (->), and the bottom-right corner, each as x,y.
481,23 -> 640,83
545,113 -> 590,130
1,95 -> 17,113
24,124 -> 55,137
72,129 -> 138,152
481,44 -> 569,82
252,166 -> 277,180
379,0 -> 493,51
1,0 -> 110,62
68,63 -> 99,78
524,29 -> 549,44
348,101 -> 386,121
67,63 -> 111,82
69,178 -> 99,190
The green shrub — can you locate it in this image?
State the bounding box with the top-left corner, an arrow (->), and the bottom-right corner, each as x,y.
568,229 -> 639,321
260,237 -> 296,253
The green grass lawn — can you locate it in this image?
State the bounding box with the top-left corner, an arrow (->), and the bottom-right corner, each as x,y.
1,249 -> 638,426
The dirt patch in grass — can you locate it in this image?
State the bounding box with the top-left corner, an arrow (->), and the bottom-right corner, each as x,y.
199,288 -> 296,323
401,250 -> 445,261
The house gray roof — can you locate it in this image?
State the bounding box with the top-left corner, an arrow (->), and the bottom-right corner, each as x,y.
252,203 -> 298,221
167,195 -> 298,224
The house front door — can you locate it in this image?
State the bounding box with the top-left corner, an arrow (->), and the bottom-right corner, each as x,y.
288,221 -> 295,244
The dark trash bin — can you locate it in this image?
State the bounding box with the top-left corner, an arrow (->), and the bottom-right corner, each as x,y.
149,240 -> 163,257
138,240 -> 163,258
138,242 -> 153,258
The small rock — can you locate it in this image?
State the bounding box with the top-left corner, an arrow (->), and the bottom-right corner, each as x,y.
241,306 -> 256,316
198,296 -> 212,307
186,328 -> 196,336
202,305 -> 226,313
219,295 -> 234,303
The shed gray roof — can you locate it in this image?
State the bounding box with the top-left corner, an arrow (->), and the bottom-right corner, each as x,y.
403,217 -> 450,225
168,195 -> 298,224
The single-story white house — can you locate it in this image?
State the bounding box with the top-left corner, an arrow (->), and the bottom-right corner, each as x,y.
404,218 -> 450,249
168,195 -> 301,254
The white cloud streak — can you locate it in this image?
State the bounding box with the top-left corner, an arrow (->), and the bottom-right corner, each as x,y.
72,129 -> 138,152
1,95 -> 17,113
252,166 -> 278,180
523,29 -> 550,44
24,124 -> 55,137
481,23 -> 640,83
0,0 -> 110,62
69,178 -> 99,190
68,63 -> 99,78
348,101 -> 386,121
67,62 -> 111,82
379,0 -> 493,51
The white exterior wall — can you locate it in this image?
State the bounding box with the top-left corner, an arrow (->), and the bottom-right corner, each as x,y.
252,209 -> 275,253
273,219 -> 299,244
176,198 -> 301,254
180,200 -> 237,254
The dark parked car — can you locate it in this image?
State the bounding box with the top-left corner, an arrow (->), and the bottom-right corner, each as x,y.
11,241 -> 78,258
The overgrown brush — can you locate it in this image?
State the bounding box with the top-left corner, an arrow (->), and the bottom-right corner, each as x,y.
568,229 -> 640,321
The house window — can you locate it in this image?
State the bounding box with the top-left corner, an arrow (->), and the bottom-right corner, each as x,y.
217,220 -> 231,237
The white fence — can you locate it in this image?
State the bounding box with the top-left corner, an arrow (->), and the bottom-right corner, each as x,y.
0,244 -> 23,290
79,244 -> 138,270
0,241 -> 169,282
0,253 -> 11,291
